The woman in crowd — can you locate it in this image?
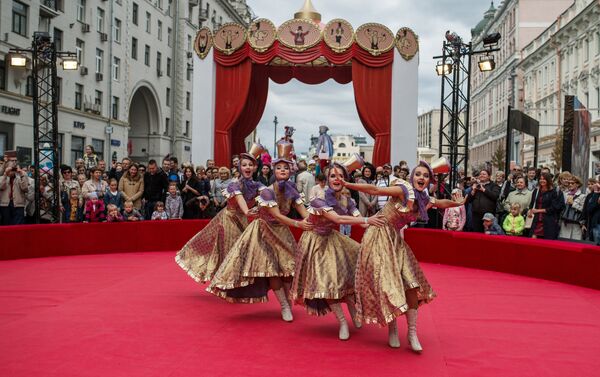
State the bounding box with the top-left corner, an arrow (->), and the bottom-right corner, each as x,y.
556,171 -> 572,195
82,145 -> 99,171
180,166 -> 202,219
258,164 -> 272,186
357,164 -> 377,217
208,141 -> 312,322
342,159 -> 465,352
503,177 -> 531,219
292,156 -> 386,340
211,167 -> 232,213
82,167 -> 108,201
583,180 -> 600,244
176,146 -> 265,283
442,188 -> 466,231
118,164 -> 144,210
559,175 -> 586,240
527,172 -> 565,240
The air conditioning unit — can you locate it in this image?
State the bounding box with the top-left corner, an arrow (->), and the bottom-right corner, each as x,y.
92,103 -> 102,114
157,70 -> 163,77
100,33 -> 108,42
81,23 -> 91,33
83,101 -> 93,111
80,66 -> 88,75
95,72 -> 103,81
186,52 -> 193,59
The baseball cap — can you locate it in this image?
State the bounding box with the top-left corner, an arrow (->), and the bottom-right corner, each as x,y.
482,213 -> 495,221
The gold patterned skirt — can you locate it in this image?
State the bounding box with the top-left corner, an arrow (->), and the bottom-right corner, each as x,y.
292,230 -> 360,316
207,218 -> 297,303
175,209 -> 248,283
355,223 -> 436,326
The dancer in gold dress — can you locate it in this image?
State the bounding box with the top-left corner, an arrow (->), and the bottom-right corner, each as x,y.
208,141 -> 312,322
342,159 -> 464,352
175,144 -> 265,283
292,154 -> 386,340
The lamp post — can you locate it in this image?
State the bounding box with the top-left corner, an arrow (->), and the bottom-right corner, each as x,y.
273,115 -> 278,157
9,32 -> 78,224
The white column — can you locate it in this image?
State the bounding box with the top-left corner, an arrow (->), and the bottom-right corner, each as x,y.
191,50 -> 216,165
390,49 -> 419,167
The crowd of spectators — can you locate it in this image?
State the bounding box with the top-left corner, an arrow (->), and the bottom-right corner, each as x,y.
1,147 -> 599,245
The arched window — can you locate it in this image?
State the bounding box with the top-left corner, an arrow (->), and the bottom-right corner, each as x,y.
338,143 -> 346,148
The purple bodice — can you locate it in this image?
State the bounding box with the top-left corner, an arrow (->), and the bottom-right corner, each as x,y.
256,184 -> 304,224
224,179 -> 264,212
308,196 -> 360,235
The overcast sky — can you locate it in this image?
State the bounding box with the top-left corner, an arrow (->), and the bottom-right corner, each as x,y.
247,0 -> 490,154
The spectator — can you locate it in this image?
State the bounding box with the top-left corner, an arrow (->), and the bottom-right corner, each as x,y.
559,175 -> 586,240
482,212 -> 504,235
398,167 -> 410,181
231,168 -> 240,179
83,145 -> 99,171
0,158 -> 29,225
38,175 -> 55,223
231,155 -> 240,171
583,180 -> 600,244
308,160 -> 316,174
62,187 -> 84,223
24,172 -> 35,224
180,166 -> 203,219
556,171 -> 572,194
442,189 -> 466,231
143,159 -> 169,220
527,172 -> 565,240
526,167 -> 538,191
122,200 -> 143,221
74,158 -> 85,174
466,169 -> 500,233
309,173 -> 327,200
119,164 -> 145,210
206,159 -> 215,170
138,164 -> 146,176
258,164 -> 272,186
167,156 -> 181,184
77,173 -> 87,189
59,165 -> 81,212
503,177 -> 531,216
109,157 -> 131,183
84,193 -> 105,223
162,157 -> 171,174
194,166 -> 211,198
503,203 -> 525,236
151,201 -> 168,220
97,159 -> 107,174
585,178 -> 596,195
357,164 -> 377,216
376,165 -> 391,210
211,167 -> 231,212
296,160 -> 315,204
165,183 -> 184,220
82,167 -> 108,201
188,196 -> 216,219
104,178 -> 124,212
77,166 -> 87,178
106,204 -> 124,222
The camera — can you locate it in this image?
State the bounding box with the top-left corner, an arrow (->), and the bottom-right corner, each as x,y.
199,197 -> 209,206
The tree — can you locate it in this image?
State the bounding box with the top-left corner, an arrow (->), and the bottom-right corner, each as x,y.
551,127 -> 563,172
491,143 -> 505,172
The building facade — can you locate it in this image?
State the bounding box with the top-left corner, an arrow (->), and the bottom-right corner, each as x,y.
309,133 -> 374,164
417,109 -> 442,162
520,0 -> 600,172
0,0 -> 251,167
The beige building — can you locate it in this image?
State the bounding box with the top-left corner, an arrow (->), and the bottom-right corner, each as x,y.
417,109 -> 442,162
520,0 -> 600,172
309,133 -> 374,164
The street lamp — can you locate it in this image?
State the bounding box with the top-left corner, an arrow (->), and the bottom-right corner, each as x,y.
273,115 -> 278,157
436,61 -> 452,76
61,55 -> 79,70
478,55 -> 496,72
9,53 -> 27,67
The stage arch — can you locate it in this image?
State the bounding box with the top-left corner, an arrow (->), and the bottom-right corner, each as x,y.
128,84 -> 162,162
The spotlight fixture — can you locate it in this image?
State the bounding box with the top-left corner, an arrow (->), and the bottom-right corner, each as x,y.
9,53 -> 27,67
482,32 -> 501,46
436,61 -> 452,76
478,55 -> 496,72
61,57 -> 79,70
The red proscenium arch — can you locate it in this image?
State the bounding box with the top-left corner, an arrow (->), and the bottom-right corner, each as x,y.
213,40 -> 393,166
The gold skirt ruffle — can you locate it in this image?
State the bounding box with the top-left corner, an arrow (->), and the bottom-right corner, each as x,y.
292,230 -> 359,316
175,209 -> 248,283
355,224 -> 436,326
207,218 -> 296,303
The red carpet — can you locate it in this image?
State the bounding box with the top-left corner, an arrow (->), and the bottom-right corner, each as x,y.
1,252 -> 599,377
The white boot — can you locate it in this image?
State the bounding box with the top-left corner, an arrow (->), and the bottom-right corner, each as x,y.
330,303 -> 350,340
274,288 -> 293,322
406,308 -> 423,353
345,296 -> 362,329
388,319 -> 400,348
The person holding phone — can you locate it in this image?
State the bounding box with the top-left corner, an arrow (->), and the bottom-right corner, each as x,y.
466,169 -> 501,233
0,153 -> 29,225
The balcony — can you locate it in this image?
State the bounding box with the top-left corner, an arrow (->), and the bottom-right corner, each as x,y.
40,0 -> 60,18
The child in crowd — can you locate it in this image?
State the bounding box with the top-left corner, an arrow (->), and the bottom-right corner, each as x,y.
165,183 -> 183,220
503,203 -> 525,236
106,204 -> 124,222
77,174 -> 87,188
152,201 -> 169,220
104,178 -> 123,212
63,187 -> 84,223
482,212 -> 504,235
442,188 -> 466,231
122,200 -> 144,221
84,192 -> 105,223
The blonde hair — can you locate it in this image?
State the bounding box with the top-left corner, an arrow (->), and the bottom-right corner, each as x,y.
106,204 -> 118,211
218,167 -> 230,177
510,202 -> 521,211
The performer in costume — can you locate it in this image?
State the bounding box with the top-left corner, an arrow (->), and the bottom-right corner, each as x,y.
292,154 -> 386,340
208,140 -> 312,322
315,125 -> 334,172
342,158 -> 465,352
175,143 -> 266,283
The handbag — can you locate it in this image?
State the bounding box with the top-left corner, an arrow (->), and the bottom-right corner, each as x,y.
524,189 -> 539,229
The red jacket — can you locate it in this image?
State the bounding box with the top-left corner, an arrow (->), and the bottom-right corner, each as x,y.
85,200 -> 106,222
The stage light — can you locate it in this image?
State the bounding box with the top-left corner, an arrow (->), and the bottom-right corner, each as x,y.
10,53 -> 27,67
61,57 -> 78,70
482,32 -> 501,46
436,61 -> 452,76
478,55 -> 496,72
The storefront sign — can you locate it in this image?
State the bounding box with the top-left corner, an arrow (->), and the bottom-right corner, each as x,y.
73,121 -> 85,129
184,146 -> 191,151
111,139 -> 121,147
1,106 -> 21,116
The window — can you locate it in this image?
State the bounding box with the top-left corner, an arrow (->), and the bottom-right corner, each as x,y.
187,35 -> 192,51
166,88 -> 171,106
71,136 -> 85,165
12,1 -> 28,36
57,134 -> 64,166
75,84 -> 83,110
156,52 -> 161,72
75,39 -> 84,64
144,45 -> 150,66
76,0 -> 86,22
96,7 -> 105,32
186,64 -> 191,80
164,118 -> 170,136
131,37 -> 138,60
56,77 -> 62,104
158,20 -> 162,40
25,75 -> 33,97
94,90 -> 102,106
114,18 -> 121,42
112,96 -> 119,120
132,2 -> 138,25
92,139 -> 104,161
157,0 -> 163,9
167,28 -> 172,47
0,60 -> 6,90
185,121 -> 190,137
53,28 -> 63,51
186,92 -> 190,110
338,143 -> 346,148
166,58 -> 171,76
146,12 -> 151,33
112,57 -> 120,80
95,48 -> 103,73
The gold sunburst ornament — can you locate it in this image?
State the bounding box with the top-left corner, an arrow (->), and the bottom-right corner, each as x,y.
194,27 -> 213,59
213,23 -> 247,55
395,27 -> 419,61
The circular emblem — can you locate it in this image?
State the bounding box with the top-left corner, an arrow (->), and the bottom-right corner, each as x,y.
277,19 -> 322,52
323,19 -> 354,53
213,23 -> 247,55
194,27 -> 213,60
248,18 -> 277,53
355,23 -> 395,56
395,27 -> 419,61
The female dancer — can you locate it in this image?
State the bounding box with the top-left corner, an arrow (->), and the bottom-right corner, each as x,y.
292,155 -> 386,340
208,141 -> 312,322
175,144 -> 265,283
342,159 -> 464,352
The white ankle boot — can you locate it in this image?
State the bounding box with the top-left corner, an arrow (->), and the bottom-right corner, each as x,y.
406,308 -> 423,353
274,288 -> 293,322
345,296 -> 362,329
387,319 -> 400,348
330,303 -> 350,340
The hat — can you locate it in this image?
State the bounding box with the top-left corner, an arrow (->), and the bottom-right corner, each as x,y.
308,160 -> 316,166
383,163 -> 392,168
89,192 -> 98,200
240,142 -> 265,164
482,213 -> 495,221
271,140 -> 294,167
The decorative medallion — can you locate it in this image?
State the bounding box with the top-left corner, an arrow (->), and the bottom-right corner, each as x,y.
323,19 -> 354,53
194,27 -> 213,59
395,27 -> 419,61
277,18 -> 322,52
355,23 -> 395,56
248,18 -> 277,53
213,23 -> 247,55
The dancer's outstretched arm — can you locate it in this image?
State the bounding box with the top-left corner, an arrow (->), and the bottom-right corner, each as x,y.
342,180 -> 405,199
234,195 -> 253,216
265,206 -> 313,231
294,202 -> 310,219
321,210 -> 386,227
